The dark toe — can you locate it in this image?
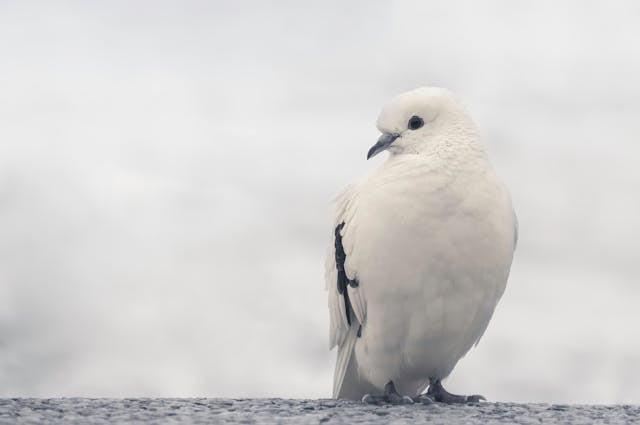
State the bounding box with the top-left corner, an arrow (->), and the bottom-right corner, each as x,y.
362,394 -> 384,405
412,394 -> 434,405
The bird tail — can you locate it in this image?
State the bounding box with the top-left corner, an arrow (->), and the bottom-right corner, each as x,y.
332,325 -> 358,398
333,325 -> 378,400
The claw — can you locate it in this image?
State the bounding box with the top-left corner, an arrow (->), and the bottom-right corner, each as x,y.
362,393 -> 385,405
401,396 -> 414,405
413,394 -> 434,405
361,394 -> 375,404
427,379 -> 487,404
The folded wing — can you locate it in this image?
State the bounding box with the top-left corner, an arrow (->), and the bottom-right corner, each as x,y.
325,183 -> 367,397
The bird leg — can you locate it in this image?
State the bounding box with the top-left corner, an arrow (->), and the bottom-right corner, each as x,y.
426,379 -> 486,403
361,381 -> 415,405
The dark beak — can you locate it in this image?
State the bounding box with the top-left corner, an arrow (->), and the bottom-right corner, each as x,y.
367,133 -> 399,160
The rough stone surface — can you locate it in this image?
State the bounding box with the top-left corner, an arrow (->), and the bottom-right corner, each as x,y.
0,398 -> 638,424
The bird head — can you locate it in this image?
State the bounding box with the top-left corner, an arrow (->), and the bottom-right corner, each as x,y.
367,87 -> 475,159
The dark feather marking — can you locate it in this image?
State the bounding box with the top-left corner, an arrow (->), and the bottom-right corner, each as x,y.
334,222 -> 358,327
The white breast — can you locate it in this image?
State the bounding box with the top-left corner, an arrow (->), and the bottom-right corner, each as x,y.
345,153 -> 516,396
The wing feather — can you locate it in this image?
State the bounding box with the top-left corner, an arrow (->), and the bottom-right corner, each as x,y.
325,183 -> 367,397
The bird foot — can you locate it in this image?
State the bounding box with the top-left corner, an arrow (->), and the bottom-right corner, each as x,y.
426,379 -> 486,404
361,381 -> 414,405
412,394 -> 435,405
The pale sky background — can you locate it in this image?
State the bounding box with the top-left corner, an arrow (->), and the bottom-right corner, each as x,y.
1,0 -> 639,404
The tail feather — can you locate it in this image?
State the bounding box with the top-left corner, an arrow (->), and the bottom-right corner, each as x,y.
333,326 -> 378,399
332,326 -> 357,398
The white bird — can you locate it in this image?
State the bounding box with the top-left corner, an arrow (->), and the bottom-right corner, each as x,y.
325,87 -> 517,404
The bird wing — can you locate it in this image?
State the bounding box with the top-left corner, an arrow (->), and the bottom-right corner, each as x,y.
325,183 -> 367,397
472,205 -> 519,348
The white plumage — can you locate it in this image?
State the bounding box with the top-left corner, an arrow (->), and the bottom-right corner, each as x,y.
325,87 -> 517,401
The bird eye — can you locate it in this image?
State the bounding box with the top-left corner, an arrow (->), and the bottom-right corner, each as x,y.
408,116 -> 424,130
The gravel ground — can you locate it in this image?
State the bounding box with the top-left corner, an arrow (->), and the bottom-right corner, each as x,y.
1,398 -> 638,424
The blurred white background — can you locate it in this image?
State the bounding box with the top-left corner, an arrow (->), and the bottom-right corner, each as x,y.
1,0 -> 639,404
